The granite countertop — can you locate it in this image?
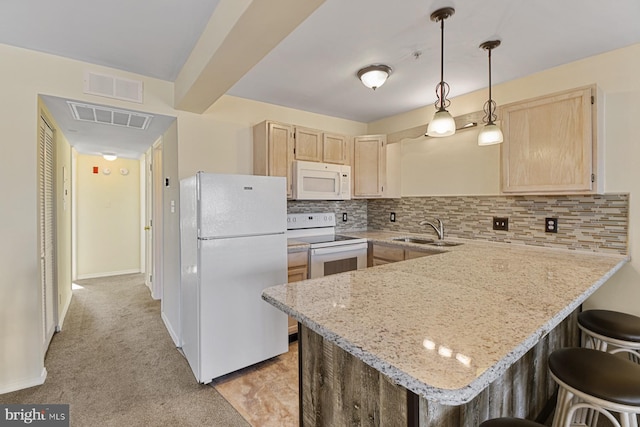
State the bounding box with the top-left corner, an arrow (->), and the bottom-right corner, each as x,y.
263,231 -> 628,405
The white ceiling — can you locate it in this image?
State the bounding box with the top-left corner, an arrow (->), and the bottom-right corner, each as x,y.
2,0 -> 640,155
227,0 -> 640,122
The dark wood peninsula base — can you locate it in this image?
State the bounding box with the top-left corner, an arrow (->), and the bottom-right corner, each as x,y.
298,310 -> 578,427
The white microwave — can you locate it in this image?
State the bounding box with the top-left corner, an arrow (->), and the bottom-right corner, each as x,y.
292,160 -> 351,200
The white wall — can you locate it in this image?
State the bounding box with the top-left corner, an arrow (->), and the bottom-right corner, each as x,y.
0,41 -> 367,393
75,155 -> 141,278
369,43 -> 640,317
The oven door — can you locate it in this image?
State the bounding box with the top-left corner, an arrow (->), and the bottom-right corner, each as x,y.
309,242 -> 368,279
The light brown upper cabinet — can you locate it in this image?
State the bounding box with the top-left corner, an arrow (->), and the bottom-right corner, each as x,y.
253,120 -> 295,197
353,135 -> 386,198
293,126 -> 323,162
322,133 -> 350,165
501,85 -> 601,194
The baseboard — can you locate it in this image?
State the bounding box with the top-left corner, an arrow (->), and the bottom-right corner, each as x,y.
77,269 -> 141,280
161,312 -> 180,347
0,368 -> 47,395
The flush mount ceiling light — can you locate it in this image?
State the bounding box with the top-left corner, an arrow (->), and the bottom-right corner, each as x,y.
357,64 -> 392,90
426,7 -> 456,138
478,40 -> 504,146
102,153 -> 118,161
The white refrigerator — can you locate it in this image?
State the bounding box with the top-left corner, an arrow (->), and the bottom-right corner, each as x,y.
179,172 -> 288,383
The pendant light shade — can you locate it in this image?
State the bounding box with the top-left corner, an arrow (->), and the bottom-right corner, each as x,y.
426,7 -> 456,138
478,40 -> 503,146
477,123 -> 503,145
426,109 -> 456,137
357,64 -> 392,90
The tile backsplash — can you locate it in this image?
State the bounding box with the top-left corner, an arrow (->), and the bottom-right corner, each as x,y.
288,194 -> 629,255
367,194 -> 629,255
287,199 -> 368,232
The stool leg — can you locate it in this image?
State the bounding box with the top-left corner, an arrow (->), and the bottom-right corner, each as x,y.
566,403 -> 622,427
619,412 -> 638,427
553,387 -> 573,427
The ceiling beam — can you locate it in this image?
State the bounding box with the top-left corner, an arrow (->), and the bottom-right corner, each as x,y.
174,0 -> 326,114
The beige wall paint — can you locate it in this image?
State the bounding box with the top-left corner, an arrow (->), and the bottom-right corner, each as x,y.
369,43 -> 640,317
0,42 -> 367,392
401,129 -> 501,196
76,155 -> 141,278
178,95 -> 368,179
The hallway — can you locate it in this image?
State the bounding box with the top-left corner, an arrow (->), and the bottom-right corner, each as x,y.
0,274 -> 248,427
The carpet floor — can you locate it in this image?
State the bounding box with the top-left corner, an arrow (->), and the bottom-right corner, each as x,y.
0,273 -> 250,427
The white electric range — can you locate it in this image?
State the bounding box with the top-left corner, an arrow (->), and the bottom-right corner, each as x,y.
286,213 -> 368,279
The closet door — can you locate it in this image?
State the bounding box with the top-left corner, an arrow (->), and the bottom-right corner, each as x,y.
39,115 -> 56,351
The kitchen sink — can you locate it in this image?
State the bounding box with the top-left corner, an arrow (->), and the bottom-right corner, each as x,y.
427,241 -> 463,247
392,237 -> 435,244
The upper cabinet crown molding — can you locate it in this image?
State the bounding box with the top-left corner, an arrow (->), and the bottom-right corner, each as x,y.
501,85 -> 602,194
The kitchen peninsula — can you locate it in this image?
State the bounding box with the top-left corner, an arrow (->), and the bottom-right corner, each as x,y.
263,235 -> 628,426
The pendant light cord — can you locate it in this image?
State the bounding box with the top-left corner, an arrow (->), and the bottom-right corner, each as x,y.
439,18 -> 445,110
488,47 -> 493,123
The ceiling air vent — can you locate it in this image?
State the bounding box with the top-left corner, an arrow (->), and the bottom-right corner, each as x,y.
67,101 -> 153,130
83,71 -> 143,103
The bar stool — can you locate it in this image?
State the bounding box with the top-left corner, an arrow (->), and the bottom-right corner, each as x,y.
549,347 -> 640,427
479,417 -> 545,427
578,309 -> 640,362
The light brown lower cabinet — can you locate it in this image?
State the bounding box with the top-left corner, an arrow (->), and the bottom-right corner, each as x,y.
287,250 -> 308,335
369,243 -> 437,267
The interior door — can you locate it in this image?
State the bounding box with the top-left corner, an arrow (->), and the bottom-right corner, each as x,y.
151,142 -> 163,299
144,148 -> 153,290
38,115 -> 57,351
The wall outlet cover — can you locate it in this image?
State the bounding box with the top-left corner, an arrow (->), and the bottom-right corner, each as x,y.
545,217 -> 558,233
493,217 -> 509,231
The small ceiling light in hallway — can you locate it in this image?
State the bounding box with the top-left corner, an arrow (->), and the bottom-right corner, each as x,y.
426,7 -> 456,138
357,64 -> 392,90
478,40 -> 504,146
102,153 -> 117,161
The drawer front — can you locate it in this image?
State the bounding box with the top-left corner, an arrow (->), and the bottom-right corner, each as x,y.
288,250 -> 308,268
372,244 -> 404,262
405,249 -> 438,260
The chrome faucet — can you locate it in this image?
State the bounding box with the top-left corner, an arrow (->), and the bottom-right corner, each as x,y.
419,218 -> 444,240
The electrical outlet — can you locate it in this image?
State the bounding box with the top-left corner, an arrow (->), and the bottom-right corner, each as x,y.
493,217 -> 509,231
545,217 -> 558,233
390,212 -> 396,222
342,212 -> 348,222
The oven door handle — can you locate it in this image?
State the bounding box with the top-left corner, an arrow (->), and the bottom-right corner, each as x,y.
311,242 -> 368,256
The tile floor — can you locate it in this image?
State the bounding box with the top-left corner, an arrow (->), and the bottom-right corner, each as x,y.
212,342 -> 299,427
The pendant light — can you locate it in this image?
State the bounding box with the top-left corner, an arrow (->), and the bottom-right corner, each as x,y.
477,40 -> 504,146
426,7 -> 456,138
357,64 -> 392,90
